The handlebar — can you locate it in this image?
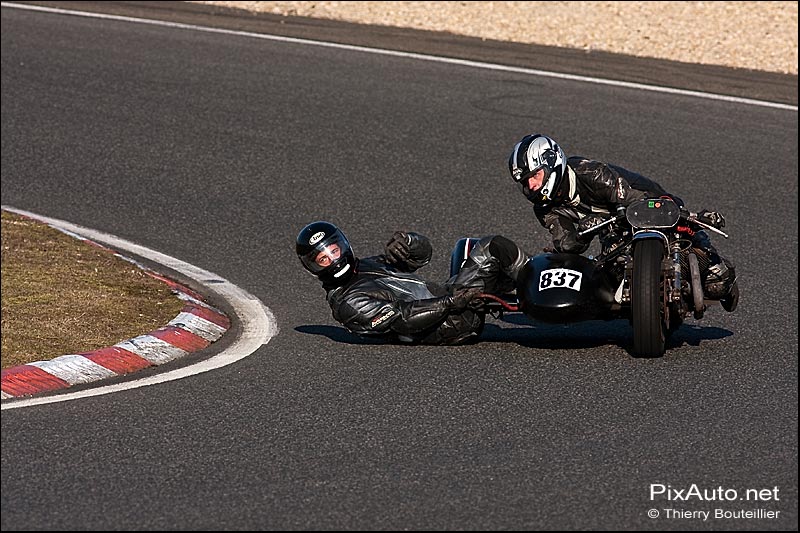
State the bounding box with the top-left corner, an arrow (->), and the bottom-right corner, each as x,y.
683,210 -> 729,238
576,205 -> 729,240
576,212 -> 626,239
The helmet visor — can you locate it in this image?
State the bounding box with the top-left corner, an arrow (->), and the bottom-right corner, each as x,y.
299,230 -> 352,275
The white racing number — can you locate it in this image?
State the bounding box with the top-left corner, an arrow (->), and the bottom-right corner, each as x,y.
538,268 -> 583,291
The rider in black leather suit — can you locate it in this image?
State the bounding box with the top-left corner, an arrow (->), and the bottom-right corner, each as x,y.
297,221 -> 527,344
507,133 -> 739,312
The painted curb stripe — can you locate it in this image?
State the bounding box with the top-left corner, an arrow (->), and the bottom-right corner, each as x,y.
0,198 -> 275,407
1,211 -> 232,400
175,291 -> 224,314
181,303 -> 231,329
0,301 -> 229,397
149,326 -> 211,352
1,365 -> 71,396
115,334 -> 189,365
82,239 -> 116,252
169,312 -> 227,342
83,346 -> 153,374
29,355 -> 117,385
146,272 -> 205,301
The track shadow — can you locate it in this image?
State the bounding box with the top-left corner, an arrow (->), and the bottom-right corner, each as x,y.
483,316 -> 733,355
666,323 -> 734,348
480,320 -> 631,350
294,325 -> 388,345
296,320 -> 733,354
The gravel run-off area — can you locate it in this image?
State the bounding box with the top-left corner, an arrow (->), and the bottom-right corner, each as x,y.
193,1 -> 798,75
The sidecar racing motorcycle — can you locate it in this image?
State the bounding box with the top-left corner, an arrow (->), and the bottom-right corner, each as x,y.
450,197 -> 731,358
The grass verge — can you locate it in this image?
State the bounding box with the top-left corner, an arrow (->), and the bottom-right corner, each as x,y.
1,210 -> 185,369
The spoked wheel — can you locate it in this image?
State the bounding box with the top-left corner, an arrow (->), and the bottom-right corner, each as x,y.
631,239 -> 667,357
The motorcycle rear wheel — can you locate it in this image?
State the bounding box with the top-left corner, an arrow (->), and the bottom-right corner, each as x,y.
632,239 -> 666,357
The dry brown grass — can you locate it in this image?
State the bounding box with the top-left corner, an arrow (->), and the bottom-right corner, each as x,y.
1,210 -> 185,369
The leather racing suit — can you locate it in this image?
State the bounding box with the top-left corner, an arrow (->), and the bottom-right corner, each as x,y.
325,233 -> 526,345
534,156 -> 682,254
534,156 -> 736,302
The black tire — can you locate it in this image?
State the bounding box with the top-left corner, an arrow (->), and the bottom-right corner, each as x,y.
632,239 -> 666,357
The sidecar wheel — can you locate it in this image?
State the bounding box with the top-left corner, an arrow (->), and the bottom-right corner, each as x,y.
632,239 -> 666,357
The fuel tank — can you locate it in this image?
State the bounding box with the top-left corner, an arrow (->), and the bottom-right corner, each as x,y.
517,253 -> 616,323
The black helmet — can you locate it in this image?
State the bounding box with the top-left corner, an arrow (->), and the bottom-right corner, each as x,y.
296,221 -> 356,287
508,134 -> 568,206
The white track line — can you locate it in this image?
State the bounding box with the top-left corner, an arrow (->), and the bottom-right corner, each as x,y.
1,206 -> 278,409
1,1 -> 796,112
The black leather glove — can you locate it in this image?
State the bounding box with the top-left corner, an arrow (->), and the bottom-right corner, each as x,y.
697,209 -> 725,229
554,233 -> 590,254
575,215 -> 606,243
384,231 -> 411,264
443,287 -> 483,311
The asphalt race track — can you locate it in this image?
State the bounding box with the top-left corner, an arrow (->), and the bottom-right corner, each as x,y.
1,3 -> 797,530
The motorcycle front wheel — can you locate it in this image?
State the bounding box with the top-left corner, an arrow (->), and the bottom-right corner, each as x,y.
632,239 -> 666,357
